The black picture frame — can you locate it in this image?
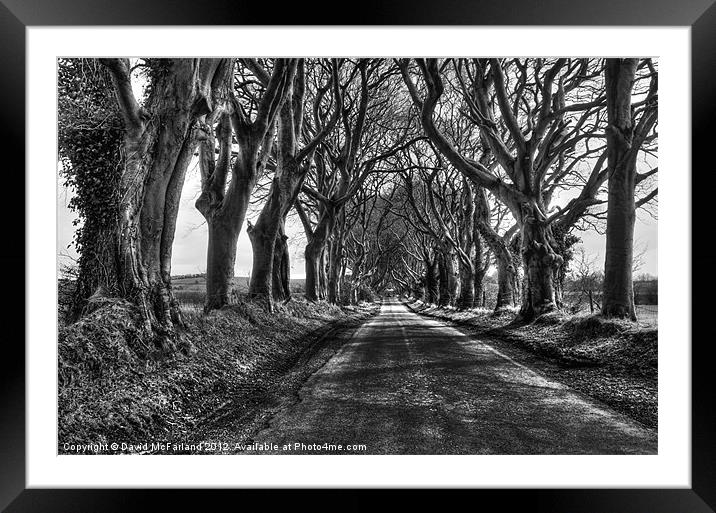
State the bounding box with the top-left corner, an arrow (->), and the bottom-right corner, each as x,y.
2,1 -> 713,511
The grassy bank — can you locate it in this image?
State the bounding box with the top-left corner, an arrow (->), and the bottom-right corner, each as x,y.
58,290 -> 376,454
407,300 -> 657,429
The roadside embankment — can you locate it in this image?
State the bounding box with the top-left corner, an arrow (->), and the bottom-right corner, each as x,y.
58,290 -> 378,454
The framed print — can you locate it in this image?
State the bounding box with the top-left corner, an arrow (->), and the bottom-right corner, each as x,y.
3,0 -> 715,511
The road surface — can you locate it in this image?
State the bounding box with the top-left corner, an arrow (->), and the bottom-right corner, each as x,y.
245,299 -> 657,454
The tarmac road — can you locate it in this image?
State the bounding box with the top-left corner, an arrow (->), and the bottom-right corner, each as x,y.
245,299 -> 657,454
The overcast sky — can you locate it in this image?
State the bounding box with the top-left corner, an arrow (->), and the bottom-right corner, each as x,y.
56,160 -> 658,279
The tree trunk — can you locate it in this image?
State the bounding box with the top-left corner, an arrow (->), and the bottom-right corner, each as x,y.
197,59 -> 297,312
458,263 -> 476,309
348,259 -> 363,305
196,101 -> 272,310
474,269 -> 486,308
204,220 -> 240,310
456,176 -> 477,310
247,218 -> 276,307
472,228 -> 488,307
303,208 -> 336,301
247,163 -> 304,308
59,63 -> 124,323
472,187 -> 518,313
246,176 -> 283,309
304,240 -> 321,302
474,236 -> 487,308
602,58 -> 639,321
519,202 -> 563,320
327,246 -> 338,304
318,251 -> 327,299
272,220 -> 291,302
437,248 -> 455,306
424,259 -> 439,304
495,253 -> 516,312
327,240 -> 342,304
438,253 -> 448,306
97,58 -> 224,352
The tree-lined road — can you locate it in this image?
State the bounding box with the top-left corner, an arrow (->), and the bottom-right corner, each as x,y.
246,299 -> 657,454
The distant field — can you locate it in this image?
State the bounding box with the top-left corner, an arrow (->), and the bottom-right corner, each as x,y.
570,304 -> 657,327
172,275 -> 306,306
634,304 -> 658,326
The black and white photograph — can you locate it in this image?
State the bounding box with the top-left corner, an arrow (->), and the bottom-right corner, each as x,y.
56,56 -> 659,456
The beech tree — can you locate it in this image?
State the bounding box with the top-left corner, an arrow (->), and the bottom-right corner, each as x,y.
601,58 -> 658,319
400,58 -> 617,319
59,59 -> 123,320
61,56 -> 656,324
245,59 -> 338,309
473,188 -> 521,311
196,59 -> 298,311
60,58 -> 228,350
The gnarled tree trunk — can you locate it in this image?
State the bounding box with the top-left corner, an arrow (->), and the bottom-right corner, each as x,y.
473,188 -> 517,313
247,59 -> 336,308
246,176 -> 284,307
58,60 -> 123,322
304,207 -> 336,301
458,264 -> 476,309
327,236 -> 344,304
201,147 -> 258,311
424,257 -> 439,303
100,58 -> 224,352
318,251 -> 328,299
204,217 -> 241,310
271,219 -> 292,302
473,233 -> 488,308
304,241 -> 322,302
456,176 -> 476,310
437,246 -> 456,306
197,58 -> 297,312
519,202 -> 563,320
495,253 -> 517,311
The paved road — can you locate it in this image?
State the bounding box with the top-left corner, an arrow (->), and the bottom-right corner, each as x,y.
246,299 -> 657,454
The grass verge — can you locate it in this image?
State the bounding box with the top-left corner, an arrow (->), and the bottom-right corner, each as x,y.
58,293 -> 377,454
